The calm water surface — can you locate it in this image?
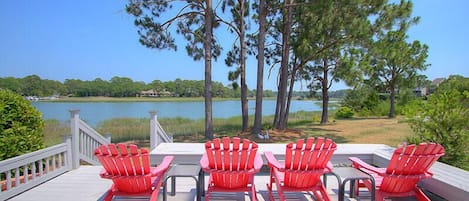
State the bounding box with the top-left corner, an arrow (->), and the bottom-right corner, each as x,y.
32,100 -> 326,127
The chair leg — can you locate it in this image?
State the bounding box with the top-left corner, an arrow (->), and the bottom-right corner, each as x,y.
415,187 -> 431,201
149,188 -> 159,201
275,180 -> 285,201
251,185 -> 258,201
267,169 -> 276,201
205,186 -> 211,201
376,192 -> 385,201
319,184 -> 331,201
266,183 -> 275,201
103,189 -> 114,201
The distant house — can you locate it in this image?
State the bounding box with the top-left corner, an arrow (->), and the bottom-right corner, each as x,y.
140,89 -> 158,97
413,78 -> 446,97
432,78 -> 446,86
413,87 -> 428,97
140,89 -> 172,97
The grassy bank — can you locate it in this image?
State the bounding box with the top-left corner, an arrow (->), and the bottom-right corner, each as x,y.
43,111 -> 413,148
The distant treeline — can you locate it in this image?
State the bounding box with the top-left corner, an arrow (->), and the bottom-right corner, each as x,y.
0,75 -> 347,98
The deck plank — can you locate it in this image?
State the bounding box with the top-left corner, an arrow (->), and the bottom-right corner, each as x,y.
6,165 -> 424,201
8,166 -> 111,201
7,166 -> 354,201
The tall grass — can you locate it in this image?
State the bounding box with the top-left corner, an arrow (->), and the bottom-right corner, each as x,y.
43,119 -> 69,146
42,110 -> 326,145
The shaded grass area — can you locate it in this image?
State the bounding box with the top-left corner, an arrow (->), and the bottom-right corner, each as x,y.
43,110 -> 413,148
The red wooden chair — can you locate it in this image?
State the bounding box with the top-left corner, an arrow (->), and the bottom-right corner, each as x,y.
264,137 -> 337,201
349,142 -> 445,201
200,137 -> 263,201
94,143 -> 174,201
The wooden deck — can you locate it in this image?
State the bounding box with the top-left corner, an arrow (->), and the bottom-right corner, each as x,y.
8,142 -> 463,201
7,165 -> 382,201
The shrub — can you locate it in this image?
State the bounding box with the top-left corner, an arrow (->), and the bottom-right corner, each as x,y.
405,89 -> 469,170
335,107 -> 354,119
0,89 -> 45,160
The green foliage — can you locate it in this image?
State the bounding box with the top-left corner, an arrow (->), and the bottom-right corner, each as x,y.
342,84 -> 412,117
1,75 -> 280,99
0,89 -> 45,160
341,86 -> 379,114
364,1 -> 429,118
311,115 -> 321,123
405,89 -> 469,170
335,107 -> 354,119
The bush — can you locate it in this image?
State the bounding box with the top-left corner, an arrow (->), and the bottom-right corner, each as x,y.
404,89 -> 469,170
335,107 -> 354,119
0,89 -> 45,160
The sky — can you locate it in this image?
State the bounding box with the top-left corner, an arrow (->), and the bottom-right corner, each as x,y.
0,0 -> 468,91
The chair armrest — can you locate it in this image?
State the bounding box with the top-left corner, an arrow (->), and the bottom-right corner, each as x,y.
151,156 -> 174,176
254,154 -> 263,172
264,151 -> 284,170
99,168 -> 113,179
349,157 -> 385,174
325,162 -> 333,173
200,153 -> 210,171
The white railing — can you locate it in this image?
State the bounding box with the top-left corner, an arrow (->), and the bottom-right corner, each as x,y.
1,109 -> 174,200
149,111 -> 173,150
70,110 -> 111,168
0,140 -> 71,200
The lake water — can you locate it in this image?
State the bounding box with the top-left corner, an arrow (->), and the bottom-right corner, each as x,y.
32,100 -> 327,127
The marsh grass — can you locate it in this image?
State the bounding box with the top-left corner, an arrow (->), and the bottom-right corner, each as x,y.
42,110 -> 412,147
43,120 -> 69,146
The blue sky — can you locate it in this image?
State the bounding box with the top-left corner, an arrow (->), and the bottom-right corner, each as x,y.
0,0 -> 468,91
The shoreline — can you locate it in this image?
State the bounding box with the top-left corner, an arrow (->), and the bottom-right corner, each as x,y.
39,96 -> 319,102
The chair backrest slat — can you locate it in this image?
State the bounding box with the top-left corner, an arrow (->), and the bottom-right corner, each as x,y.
246,142 -> 258,170
240,139 -> 251,170
292,139 -> 304,170
232,138 -> 240,171
223,138 -> 231,170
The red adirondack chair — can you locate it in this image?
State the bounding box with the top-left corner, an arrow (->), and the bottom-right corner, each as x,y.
349,142 -> 445,201
94,143 -> 174,201
264,137 -> 337,201
200,137 -> 263,201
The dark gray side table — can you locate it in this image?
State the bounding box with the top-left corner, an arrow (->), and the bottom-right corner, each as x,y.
330,167 -> 376,201
162,163 -> 204,201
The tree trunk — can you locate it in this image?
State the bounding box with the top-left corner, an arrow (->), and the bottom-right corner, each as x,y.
252,0 -> 266,135
285,65 -> 297,125
320,58 -> 329,124
204,0 -> 213,139
274,0 -> 293,130
240,0 -> 248,131
389,84 -> 396,118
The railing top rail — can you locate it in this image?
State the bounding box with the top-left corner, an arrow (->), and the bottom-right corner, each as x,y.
0,143 -> 68,172
77,119 -> 109,144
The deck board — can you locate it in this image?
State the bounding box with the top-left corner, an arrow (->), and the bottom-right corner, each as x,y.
7,166 -> 355,201
5,165 -> 422,201
8,166 -> 111,201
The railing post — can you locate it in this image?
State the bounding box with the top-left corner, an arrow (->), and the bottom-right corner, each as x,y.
149,111 -> 158,150
69,109 -> 80,169
104,133 -> 112,143
62,134 -> 73,170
